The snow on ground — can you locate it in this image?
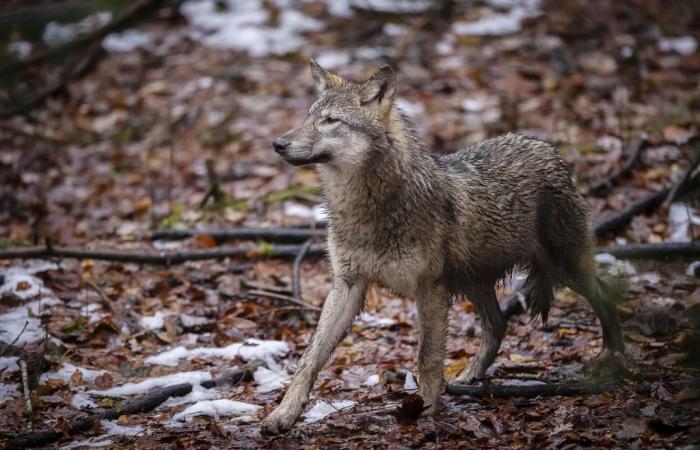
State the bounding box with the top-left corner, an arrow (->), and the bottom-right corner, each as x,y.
60,436 -> 113,449
358,312 -> 396,328
658,36 -> 697,56
144,338 -> 289,367
71,391 -> 98,409
39,363 -> 109,385
668,202 -> 700,242
43,12 -> 112,46
103,30 -> 153,52
452,0 -> 541,36
253,366 -> 290,393
0,383 -> 20,405
0,298 -> 61,345
160,384 -> 221,408
0,356 -> 19,373
403,372 -> 418,392
91,371 -> 212,397
180,0 -> 322,56
138,311 -> 169,331
595,253 -> 637,276
364,374 -> 380,386
100,419 -> 144,436
172,399 -> 260,422
304,399 -> 355,423
327,0 -> 432,16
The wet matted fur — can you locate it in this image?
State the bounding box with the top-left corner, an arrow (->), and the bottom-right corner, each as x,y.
261,60 -> 625,435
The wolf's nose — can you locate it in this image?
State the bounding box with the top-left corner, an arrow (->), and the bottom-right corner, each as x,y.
273,139 -> 289,154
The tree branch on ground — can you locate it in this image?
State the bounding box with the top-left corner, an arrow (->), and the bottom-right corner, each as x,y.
7,360 -> 263,448
588,136 -> 649,195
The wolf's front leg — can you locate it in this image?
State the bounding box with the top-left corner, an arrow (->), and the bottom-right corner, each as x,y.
416,285 -> 449,415
260,277 -> 367,435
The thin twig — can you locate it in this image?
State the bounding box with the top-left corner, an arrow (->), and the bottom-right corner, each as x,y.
1,320 -> 29,356
594,188 -> 670,238
150,227 -> 325,243
247,289 -> 321,311
292,239 -> 313,301
85,280 -> 110,305
588,136 -> 648,195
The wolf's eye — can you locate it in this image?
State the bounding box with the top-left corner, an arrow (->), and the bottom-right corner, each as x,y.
322,117 -> 339,124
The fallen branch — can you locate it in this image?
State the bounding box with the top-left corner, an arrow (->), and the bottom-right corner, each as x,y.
0,0 -> 167,77
588,136 -> 648,195
0,243 -> 326,265
150,227 -> 325,244
247,289 -> 321,311
594,188 -> 670,238
601,241 -> 700,259
445,378 -> 700,398
8,361 -> 262,448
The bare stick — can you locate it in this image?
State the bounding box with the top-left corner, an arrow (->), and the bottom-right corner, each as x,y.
8,361 -> 262,448
588,136 -> 648,195
1,320 -> 29,356
0,0 -> 167,77
445,378 -> 700,398
292,239 -> 313,301
248,289 -> 321,311
594,188 -> 670,238
601,241 -> 700,259
151,227 -> 325,244
0,243 -> 326,265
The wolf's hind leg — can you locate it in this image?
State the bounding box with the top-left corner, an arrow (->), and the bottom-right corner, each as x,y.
416,285 -> 449,415
456,284 -> 506,383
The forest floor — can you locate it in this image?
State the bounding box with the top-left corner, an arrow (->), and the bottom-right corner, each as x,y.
1,0 -> 700,448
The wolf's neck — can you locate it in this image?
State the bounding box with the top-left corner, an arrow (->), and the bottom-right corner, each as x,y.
318,106 -> 431,223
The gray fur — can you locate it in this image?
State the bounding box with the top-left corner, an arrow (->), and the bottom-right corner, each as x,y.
261,61 -> 625,435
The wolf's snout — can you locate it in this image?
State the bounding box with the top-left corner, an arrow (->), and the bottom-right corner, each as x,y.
273,138 -> 289,155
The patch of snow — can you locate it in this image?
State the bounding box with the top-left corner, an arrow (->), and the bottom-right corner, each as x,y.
40,363 -> 108,385
172,399 -> 260,421
0,267 -> 47,299
304,399 -> 355,423
7,41 -> 32,58
139,311 -> 169,331
631,272 -> 661,285
0,383 -> 20,404
453,0 -> 541,36
435,33 -> 456,55
358,312 -> 396,328
100,419 -> 144,436
668,202 -> 691,242
595,253 -> 636,276
404,372 -> 418,392
659,36 -> 697,56
161,384 -> 220,408
395,98 -> 425,118
103,29 -> 153,52
315,50 -> 350,69
384,23 -> 408,36
180,0 -> 322,57
92,371 -> 212,397
687,261 -> 700,277
500,379 -> 546,386
364,374 -> 380,386
43,12 -> 112,46
355,46 -> 386,60
153,240 -> 184,250
328,0 -> 431,15
0,356 -> 19,373
0,298 -> 61,345
145,338 -> 289,367
254,366 -> 290,393
71,391 -> 97,409
284,202 -> 328,221
60,436 -> 113,449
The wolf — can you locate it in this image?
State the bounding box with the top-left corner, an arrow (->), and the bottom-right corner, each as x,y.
260,60 -> 625,435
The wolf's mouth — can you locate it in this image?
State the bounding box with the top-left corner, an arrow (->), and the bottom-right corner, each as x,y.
282,151 -> 331,166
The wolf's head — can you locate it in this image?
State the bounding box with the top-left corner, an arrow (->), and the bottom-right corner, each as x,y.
273,59 -> 397,167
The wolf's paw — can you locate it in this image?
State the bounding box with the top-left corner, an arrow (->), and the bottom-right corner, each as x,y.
588,348 -> 627,380
260,407 -> 300,436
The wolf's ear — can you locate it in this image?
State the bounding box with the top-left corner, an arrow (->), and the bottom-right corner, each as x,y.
310,58 -> 342,93
361,65 -> 396,116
